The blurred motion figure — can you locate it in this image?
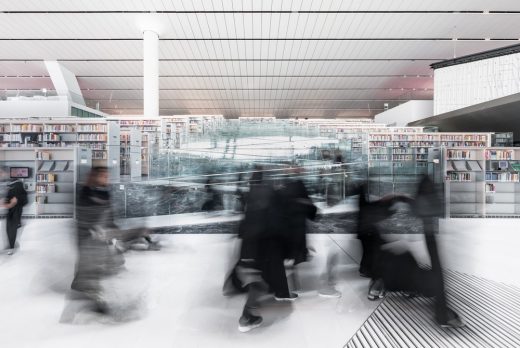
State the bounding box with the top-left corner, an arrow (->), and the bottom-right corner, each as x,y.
1,166 -> 28,255
66,167 -> 150,320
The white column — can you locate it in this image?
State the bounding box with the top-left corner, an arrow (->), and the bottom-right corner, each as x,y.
143,30 -> 159,118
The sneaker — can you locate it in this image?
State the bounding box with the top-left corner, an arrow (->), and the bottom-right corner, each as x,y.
437,308 -> 465,328
318,287 -> 342,298
274,292 -> 299,301
238,314 -> 263,333
367,279 -> 386,301
6,249 -> 14,255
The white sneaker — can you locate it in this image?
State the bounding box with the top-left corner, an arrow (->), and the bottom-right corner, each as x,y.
274,292 -> 299,301
7,249 -> 14,255
318,287 -> 342,298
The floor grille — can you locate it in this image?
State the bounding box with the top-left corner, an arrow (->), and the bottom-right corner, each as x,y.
346,269 -> 520,348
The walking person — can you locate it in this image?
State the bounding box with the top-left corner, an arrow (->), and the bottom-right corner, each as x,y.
1,166 -> 28,255
413,174 -> 464,328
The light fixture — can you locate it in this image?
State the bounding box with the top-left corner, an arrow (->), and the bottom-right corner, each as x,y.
485,38 -> 491,41
452,38 -> 458,41
483,10 -> 490,14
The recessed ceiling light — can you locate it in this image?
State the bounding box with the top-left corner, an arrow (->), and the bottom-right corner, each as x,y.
452,38 -> 458,41
485,38 -> 491,41
483,10 -> 490,14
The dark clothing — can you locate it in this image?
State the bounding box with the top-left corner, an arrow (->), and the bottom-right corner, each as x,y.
238,183 -> 276,261
72,186 -> 122,297
201,185 -> 223,211
5,181 -> 25,249
415,176 -> 449,322
278,180 -> 317,264
238,182 -> 292,297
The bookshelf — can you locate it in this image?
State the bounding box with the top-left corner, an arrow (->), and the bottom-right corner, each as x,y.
444,148 -> 486,217
112,118 -> 161,176
0,119 -> 119,172
0,148 -> 37,216
484,148 -> 520,216
160,117 -> 188,149
35,149 -> 76,216
0,147 -> 89,217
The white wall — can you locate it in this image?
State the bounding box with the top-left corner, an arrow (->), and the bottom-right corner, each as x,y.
0,97 -> 70,118
374,100 -> 433,126
434,51 -> 520,115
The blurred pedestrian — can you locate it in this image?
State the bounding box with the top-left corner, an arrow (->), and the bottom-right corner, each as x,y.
413,174 -> 464,328
69,167 -> 148,316
0,166 -> 28,255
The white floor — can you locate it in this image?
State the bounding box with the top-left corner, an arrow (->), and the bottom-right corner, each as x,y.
0,218 -> 519,348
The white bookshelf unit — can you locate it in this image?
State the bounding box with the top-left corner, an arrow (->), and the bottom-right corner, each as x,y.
484,148 -> 520,216
444,148 -> 486,217
0,119 -> 120,178
0,147 -> 88,217
35,148 -> 76,216
110,117 -> 161,176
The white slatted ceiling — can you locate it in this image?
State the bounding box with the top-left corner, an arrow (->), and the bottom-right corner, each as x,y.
0,0 -> 519,117
2,0 -> 520,12
0,13 -> 519,39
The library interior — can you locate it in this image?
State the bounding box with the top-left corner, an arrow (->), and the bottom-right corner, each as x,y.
1,1 -> 520,348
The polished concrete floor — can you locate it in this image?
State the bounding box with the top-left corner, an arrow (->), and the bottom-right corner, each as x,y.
0,218 -> 519,348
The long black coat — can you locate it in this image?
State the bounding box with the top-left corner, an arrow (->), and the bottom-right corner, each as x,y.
238,182 -> 277,262
277,179 -> 317,264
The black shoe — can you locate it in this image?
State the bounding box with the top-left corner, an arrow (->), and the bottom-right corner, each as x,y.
359,267 -> 371,278
274,292 -> 299,301
367,279 -> 386,301
403,291 -> 418,299
437,308 -> 465,328
238,314 -> 263,332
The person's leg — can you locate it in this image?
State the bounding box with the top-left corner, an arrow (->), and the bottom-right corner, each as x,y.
237,265 -> 266,332
358,236 -> 373,277
422,218 -> 463,327
422,218 -> 448,320
264,240 -> 292,299
6,217 -> 18,250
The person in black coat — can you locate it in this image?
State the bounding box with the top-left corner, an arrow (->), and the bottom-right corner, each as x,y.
235,169 -> 297,332
277,172 -> 317,266
412,174 -> 464,328
355,184 -> 413,300
1,166 -> 27,255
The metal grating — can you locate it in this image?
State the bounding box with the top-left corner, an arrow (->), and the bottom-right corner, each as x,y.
346,269 -> 520,348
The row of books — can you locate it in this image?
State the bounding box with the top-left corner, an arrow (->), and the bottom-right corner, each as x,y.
447,150 -> 473,159
92,151 -> 108,160
447,173 -> 472,181
392,155 -> 414,161
486,172 -> 520,182
486,150 -> 514,160
77,125 -> 107,132
78,134 -> 107,141
44,125 -> 75,132
36,183 -> 56,193
37,173 -> 56,182
393,148 -> 414,154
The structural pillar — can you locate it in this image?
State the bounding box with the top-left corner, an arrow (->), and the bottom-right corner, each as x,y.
143,30 -> 159,118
